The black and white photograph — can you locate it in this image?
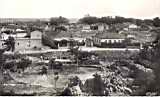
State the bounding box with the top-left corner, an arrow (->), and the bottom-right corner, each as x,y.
0,0 -> 160,96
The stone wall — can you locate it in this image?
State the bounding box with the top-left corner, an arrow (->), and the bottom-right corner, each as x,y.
15,38 -> 42,51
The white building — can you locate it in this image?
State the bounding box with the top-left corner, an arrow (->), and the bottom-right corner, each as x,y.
98,24 -> 109,31
128,24 -> 139,31
82,25 -> 92,32
0,30 -> 43,51
15,30 -> 42,51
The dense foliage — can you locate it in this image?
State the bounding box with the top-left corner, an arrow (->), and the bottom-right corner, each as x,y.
79,16 -> 160,27
50,16 -> 69,26
4,36 -> 15,52
137,29 -> 160,95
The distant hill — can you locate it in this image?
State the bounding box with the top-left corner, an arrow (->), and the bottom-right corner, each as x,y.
0,18 -> 78,23
0,18 -> 50,23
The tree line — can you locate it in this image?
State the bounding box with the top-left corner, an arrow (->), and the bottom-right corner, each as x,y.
48,16 -> 160,27
78,16 -> 160,27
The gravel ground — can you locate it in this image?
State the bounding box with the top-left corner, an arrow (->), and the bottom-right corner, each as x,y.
5,66 -> 99,95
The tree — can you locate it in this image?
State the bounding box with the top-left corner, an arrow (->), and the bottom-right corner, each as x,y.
0,49 -> 6,67
0,44 -> 12,95
17,58 -> 32,72
153,17 -> 160,27
137,30 -> 160,94
99,16 -> 114,25
50,16 -> 69,26
42,34 -> 58,49
60,76 -> 82,96
79,16 -> 99,24
92,73 -> 105,96
39,66 -> 47,75
144,19 -> 153,26
79,16 -> 145,25
4,36 -> 15,52
84,73 -> 105,96
55,26 -> 67,31
114,16 -> 126,24
135,19 -> 143,26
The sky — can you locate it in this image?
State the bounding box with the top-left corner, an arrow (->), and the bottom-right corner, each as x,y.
0,0 -> 160,19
